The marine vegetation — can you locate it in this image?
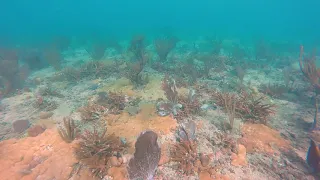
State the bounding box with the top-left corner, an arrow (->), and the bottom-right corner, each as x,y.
0,49 -> 29,96
170,124 -> 198,175
209,89 -> 275,125
299,45 -> 320,130
74,127 -> 126,178
57,117 -> 77,143
170,121 -> 213,176
154,35 -> 179,62
126,35 -> 149,87
78,103 -> 108,121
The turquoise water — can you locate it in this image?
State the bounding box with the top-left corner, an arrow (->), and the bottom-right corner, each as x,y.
1,1 -> 319,45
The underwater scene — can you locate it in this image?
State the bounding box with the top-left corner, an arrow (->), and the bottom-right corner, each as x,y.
0,1 -> 320,180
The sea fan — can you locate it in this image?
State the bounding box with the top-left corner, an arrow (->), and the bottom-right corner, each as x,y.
127,131 -> 161,180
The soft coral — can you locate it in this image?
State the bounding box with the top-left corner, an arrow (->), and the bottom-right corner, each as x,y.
299,45 -> 320,130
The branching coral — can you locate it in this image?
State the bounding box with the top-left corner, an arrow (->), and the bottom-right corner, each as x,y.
74,127 -> 126,178
57,117 -> 77,143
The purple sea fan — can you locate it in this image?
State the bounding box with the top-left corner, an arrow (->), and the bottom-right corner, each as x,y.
127,131 -> 161,180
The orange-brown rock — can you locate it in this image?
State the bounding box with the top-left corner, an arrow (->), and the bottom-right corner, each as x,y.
105,104 -> 177,149
199,171 -> 230,180
0,129 -> 80,180
27,125 -> 46,137
231,144 -> 248,166
159,142 -> 170,165
0,129 -> 129,180
107,166 -> 128,180
239,123 -> 291,154
199,171 -> 213,180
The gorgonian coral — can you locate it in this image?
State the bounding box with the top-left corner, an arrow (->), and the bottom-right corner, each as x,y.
127,131 -> 161,180
74,127 -> 126,178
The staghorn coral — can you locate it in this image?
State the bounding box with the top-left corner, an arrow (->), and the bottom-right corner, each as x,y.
127,131 -> 161,180
57,117 -> 77,143
74,127 -> 126,178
